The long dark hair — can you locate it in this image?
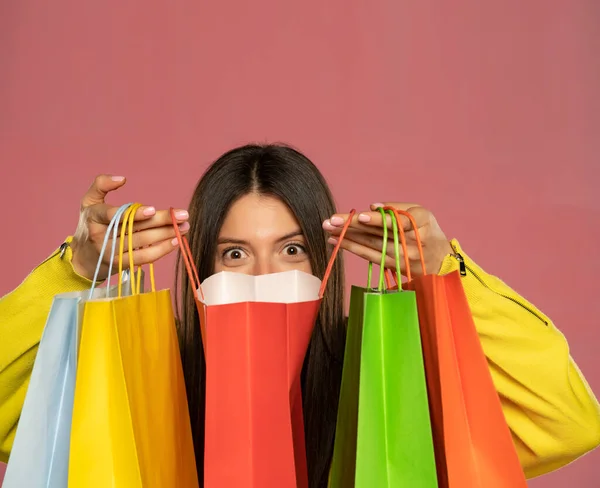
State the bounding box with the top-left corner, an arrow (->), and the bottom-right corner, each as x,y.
174,143 -> 347,488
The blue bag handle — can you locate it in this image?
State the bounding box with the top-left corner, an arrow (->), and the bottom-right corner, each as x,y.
88,202 -> 134,298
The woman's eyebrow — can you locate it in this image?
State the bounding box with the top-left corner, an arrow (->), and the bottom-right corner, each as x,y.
217,230 -> 303,246
275,230 -> 303,243
217,237 -> 248,245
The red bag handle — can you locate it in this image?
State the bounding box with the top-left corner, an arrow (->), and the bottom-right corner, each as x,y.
171,207 -> 355,301
319,209 -> 355,298
171,208 -> 204,301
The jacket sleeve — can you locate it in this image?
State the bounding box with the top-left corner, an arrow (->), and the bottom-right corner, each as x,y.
439,239 -> 600,478
0,238 -> 91,462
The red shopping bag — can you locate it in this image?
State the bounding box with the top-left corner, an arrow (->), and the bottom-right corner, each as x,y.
172,208 -> 354,488
385,207 -> 527,488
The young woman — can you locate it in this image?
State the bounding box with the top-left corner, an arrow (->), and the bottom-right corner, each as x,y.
1,143 -> 599,487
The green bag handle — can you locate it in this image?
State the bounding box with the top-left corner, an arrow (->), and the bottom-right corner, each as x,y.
384,206 -> 426,282
367,207 -> 403,291
388,207 -> 404,283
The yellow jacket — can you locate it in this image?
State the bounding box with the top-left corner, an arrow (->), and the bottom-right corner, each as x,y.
1,237 -> 599,478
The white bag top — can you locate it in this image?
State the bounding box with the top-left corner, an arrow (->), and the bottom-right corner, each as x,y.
198,270 -> 322,305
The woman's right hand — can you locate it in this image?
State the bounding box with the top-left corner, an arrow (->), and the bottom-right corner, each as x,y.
70,174 -> 190,281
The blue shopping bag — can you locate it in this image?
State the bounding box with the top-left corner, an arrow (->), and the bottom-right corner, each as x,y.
4,290 -> 88,487
3,204 -> 139,488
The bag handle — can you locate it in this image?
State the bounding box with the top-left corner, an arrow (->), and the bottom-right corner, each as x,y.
385,207 -> 412,282
106,203 -> 133,296
170,208 -> 204,301
367,207 -> 389,290
170,207 -> 355,301
118,203 -> 156,297
383,206 -> 427,279
318,209 -> 355,298
366,207 -> 410,291
89,202 -> 133,298
118,204 -> 140,296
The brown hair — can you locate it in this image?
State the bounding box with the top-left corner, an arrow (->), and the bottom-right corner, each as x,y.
175,143 -> 347,487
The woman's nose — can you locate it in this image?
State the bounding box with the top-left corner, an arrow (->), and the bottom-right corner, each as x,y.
251,258 -> 276,276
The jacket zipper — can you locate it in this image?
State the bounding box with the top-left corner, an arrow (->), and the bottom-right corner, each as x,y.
452,252 -> 548,326
59,241 -> 69,259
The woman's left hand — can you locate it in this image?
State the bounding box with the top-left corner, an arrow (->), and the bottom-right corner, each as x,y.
323,203 -> 454,275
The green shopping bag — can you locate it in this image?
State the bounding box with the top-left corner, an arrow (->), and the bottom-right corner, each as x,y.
330,208 -> 438,487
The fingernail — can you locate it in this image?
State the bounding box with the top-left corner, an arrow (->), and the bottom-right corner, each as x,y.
143,206 -> 156,216
371,202 -> 384,208
111,176 -> 125,181
330,216 -> 345,226
358,213 -> 371,223
328,237 -> 338,245
175,210 -> 189,219
171,238 -> 179,247
179,222 -> 190,231
322,219 -> 334,231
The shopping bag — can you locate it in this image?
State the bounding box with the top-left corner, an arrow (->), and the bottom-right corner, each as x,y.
3,204 -> 138,488
68,203 -> 198,488
330,208 -> 438,487
172,208 -> 355,488
388,208 -> 527,488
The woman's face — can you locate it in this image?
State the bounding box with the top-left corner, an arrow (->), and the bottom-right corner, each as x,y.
214,193 -> 313,276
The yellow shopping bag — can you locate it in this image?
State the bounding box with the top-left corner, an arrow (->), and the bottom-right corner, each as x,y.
69,203 -> 199,487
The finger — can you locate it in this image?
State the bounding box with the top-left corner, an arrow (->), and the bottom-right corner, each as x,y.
369,202 -> 426,233
117,237 -> 182,268
131,208 -> 189,233
324,215 -> 386,237
370,202 -> 421,211
327,206 -> 428,234
81,175 -> 127,209
323,216 -> 418,241
328,235 -> 397,269
332,229 -> 423,262
329,236 -> 426,275
336,229 -> 395,258
102,222 -> 190,254
103,207 -> 189,231
88,204 -> 158,226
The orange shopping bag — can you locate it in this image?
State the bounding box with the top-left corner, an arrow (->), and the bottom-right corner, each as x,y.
172,208 -> 354,488
384,207 -> 527,488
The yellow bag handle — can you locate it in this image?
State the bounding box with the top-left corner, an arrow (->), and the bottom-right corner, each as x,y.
117,203 -> 156,297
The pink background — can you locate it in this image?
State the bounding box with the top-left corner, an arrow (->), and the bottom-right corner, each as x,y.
1,0 -> 598,485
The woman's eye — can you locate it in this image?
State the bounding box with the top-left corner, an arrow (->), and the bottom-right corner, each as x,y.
223,248 -> 248,260
283,244 -> 306,256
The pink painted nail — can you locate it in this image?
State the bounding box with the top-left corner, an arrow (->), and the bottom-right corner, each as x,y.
358,213 -> 371,223
111,176 -> 125,181
371,202 -> 384,208
179,222 -> 190,231
328,237 -> 338,245
171,238 -> 179,247
330,216 -> 345,226
175,210 -> 189,219
322,219 -> 334,230
143,206 -> 156,216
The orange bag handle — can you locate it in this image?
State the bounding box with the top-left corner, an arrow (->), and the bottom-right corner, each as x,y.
170,207 -> 354,301
384,269 -> 395,288
318,209 -> 355,298
382,206 -> 427,279
170,208 -> 204,301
